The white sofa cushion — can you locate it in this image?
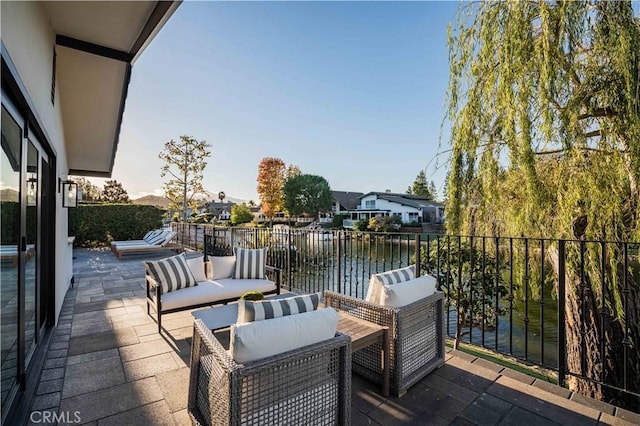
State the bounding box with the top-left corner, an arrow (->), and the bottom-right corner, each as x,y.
234,248 -> 267,279
379,274 -> 438,308
230,307 -> 339,364
366,265 -> 415,305
186,257 -> 208,282
160,278 -> 276,311
144,253 -> 197,294
211,256 -> 236,279
237,293 -> 320,324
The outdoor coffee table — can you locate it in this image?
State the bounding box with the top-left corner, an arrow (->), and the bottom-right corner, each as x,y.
336,311 -> 390,397
191,293 -> 391,397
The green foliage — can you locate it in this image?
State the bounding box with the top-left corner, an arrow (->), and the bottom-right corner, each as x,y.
282,174 -> 333,219
413,240 -> 509,332
159,135 -> 211,221
407,171 -> 436,200
332,214 -> 348,229
368,215 -> 401,232
445,1 -> 640,403
353,219 -> 369,231
191,213 -> 213,224
231,204 -> 254,225
69,204 -> 164,246
403,221 -> 420,228
445,1 -> 640,241
101,180 -> 130,203
73,177 -> 102,202
1,202 -> 36,244
240,291 -> 264,301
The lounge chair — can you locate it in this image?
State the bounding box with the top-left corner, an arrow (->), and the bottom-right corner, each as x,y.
113,231 -> 181,259
1,244 -> 36,266
110,229 -> 165,251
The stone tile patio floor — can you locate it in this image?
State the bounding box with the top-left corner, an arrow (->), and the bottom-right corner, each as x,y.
28,248 -> 640,426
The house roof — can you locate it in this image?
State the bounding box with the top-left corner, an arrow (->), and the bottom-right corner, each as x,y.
331,191 -> 364,210
360,192 -> 444,210
204,201 -> 235,215
42,1 -> 180,176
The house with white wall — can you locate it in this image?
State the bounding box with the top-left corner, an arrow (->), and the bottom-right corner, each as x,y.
343,192 -> 445,228
0,2 -> 178,422
316,190 -> 364,223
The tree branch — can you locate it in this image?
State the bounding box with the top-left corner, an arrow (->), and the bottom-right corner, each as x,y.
583,130 -> 601,138
534,146 -> 627,155
577,107 -> 616,120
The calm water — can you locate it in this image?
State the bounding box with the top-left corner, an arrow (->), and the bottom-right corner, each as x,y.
284,234 -> 560,368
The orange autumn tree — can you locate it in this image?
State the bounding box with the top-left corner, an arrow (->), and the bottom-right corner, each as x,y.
257,157 -> 286,221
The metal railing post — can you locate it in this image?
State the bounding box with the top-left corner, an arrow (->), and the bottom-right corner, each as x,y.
558,239 -> 567,388
287,227 -> 292,289
415,234 -> 421,277
336,231 -> 342,294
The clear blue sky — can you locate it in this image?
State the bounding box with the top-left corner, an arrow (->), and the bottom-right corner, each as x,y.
93,1 -> 460,202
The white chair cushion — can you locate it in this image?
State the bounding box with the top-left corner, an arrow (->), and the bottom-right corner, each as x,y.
159,278 -> 276,311
379,274 -> 438,308
230,307 -> 339,364
366,265 -> 415,305
237,293 -> 320,324
211,256 -> 236,279
186,257 -> 208,283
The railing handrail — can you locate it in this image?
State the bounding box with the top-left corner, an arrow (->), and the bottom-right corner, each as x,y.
173,223 -> 639,404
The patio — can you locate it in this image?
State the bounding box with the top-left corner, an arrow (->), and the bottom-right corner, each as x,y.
30,248 -> 640,425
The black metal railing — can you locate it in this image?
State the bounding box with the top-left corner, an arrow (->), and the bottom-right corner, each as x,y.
173,223 -> 639,407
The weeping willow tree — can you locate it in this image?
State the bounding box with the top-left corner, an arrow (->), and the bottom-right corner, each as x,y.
445,1 -> 639,408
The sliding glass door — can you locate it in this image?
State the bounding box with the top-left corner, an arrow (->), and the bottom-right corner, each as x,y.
1,96 -> 53,421
0,104 -> 22,415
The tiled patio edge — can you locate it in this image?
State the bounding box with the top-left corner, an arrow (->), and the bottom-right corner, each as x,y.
26,286 -> 77,426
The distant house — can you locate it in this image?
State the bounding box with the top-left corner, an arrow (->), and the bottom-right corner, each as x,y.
316,191 -> 364,223
249,205 -> 265,222
331,191 -> 364,214
203,201 -> 235,221
343,192 -> 445,228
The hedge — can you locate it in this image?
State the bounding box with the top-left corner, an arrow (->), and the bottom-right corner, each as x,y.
1,202 -> 36,244
69,204 -> 164,247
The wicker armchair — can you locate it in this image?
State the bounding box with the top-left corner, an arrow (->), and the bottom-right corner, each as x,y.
188,319 -> 352,426
324,290 -> 445,396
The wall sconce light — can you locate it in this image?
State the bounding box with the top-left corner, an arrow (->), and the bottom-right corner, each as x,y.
27,175 -> 37,206
58,178 -> 78,208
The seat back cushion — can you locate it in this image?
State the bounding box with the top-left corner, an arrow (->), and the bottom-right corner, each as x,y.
230,307 -> 339,363
233,248 -> 267,279
379,274 -> 438,308
145,230 -> 169,245
159,230 -> 177,246
211,256 -> 236,279
186,257 -> 209,283
144,253 -> 197,294
237,293 -> 320,324
366,265 -> 415,305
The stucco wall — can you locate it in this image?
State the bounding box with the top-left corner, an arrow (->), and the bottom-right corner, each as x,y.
2,1 -> 71,324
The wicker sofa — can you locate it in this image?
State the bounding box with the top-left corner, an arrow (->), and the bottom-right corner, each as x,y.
188,318 -> 352,426
324,289 -> 445,396
146,258 -> 281,333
